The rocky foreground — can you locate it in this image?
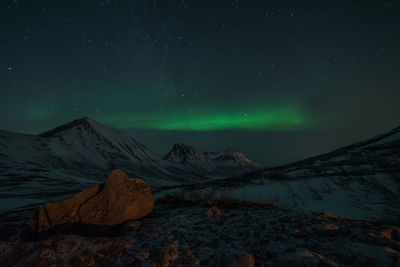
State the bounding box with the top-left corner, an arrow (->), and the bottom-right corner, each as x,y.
30,169 -> 154,233
0,171 -> 400,266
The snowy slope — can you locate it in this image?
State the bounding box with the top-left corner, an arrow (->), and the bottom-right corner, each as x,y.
235,126 -> 400,221
39,117 -> 159,165
37,117 -> 168,178
261,125 -> 400,176
163,143 -> 261,176
166,126 -> 400,222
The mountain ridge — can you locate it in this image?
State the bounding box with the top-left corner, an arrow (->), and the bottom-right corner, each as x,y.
0,117 -> 261,185
163,142 -> 261,175
260,125 -> 400,173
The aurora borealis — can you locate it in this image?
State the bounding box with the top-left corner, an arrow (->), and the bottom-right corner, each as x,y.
1,0 -> 400,166
99,106 -> 309,131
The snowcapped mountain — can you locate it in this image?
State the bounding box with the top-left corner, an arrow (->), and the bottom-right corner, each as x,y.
163,143 -> 261,176
206,148 -> 261,168
40,117 -> 159,165
164,143 -> 208,164
36,117 -> 164,175
0,117 -> 209,187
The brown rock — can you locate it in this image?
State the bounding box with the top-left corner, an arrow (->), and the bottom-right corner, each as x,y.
320,223 -> 340,231
317,223 -> 340,236
205,206 -> 223,217
30,169 -> 154,233
156,240 -> 179,267
314,212 -> 340,222
292,228 -> 306,237
381,226 -> 400,242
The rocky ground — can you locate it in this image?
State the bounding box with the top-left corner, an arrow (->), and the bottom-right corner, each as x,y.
1,190 -> 399,267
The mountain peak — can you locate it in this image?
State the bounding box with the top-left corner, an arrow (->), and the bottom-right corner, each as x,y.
172,143 -> 196,151
73,116 -> 101,127
37,117 -> 160,167
163,143 -> 205,164
39,117 -> 119,139
164,143 -> 261,170
39,117 -> 95,137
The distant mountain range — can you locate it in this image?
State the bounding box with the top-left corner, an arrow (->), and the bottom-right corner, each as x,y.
0,117 -> 260,185
163,143 -> 261,176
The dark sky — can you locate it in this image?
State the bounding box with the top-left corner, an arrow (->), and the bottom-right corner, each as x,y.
1,0 -> 399,166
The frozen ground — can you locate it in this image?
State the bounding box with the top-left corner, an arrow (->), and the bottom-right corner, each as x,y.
1,196 -> 399,266
226,173 -> 400,221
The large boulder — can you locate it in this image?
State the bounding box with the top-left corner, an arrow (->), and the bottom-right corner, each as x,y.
30,169 -> 154,233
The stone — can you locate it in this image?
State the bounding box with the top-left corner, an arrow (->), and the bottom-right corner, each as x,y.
205,206 -> 223,217
317,223 -> 340,236
381,226 -> 400,242
30,169 -> 154,233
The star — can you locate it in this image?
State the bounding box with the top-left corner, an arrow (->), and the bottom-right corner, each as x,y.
8,66 -> 13,71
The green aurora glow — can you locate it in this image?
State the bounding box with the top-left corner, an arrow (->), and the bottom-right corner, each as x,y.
98,106 -> 313,131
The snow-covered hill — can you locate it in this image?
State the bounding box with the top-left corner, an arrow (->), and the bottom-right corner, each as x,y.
261,125 -> 400,176
163,143 -> 261,176
198,126 -> 400,222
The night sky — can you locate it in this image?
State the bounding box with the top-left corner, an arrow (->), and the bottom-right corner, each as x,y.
1,0 -> 400,166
